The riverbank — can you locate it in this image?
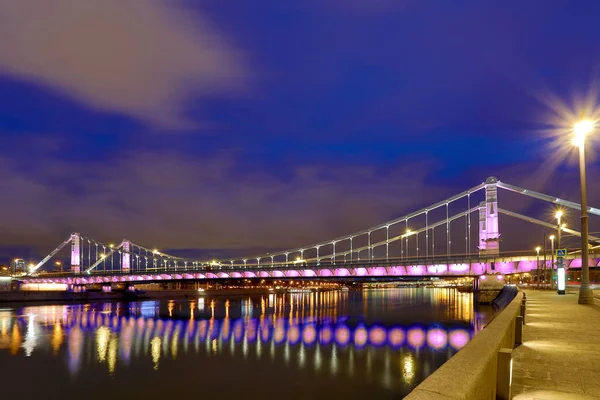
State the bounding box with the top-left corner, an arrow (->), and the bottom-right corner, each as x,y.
405,287 -> 522,399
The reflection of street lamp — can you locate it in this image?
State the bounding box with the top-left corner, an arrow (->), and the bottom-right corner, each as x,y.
573,120 -> 594,304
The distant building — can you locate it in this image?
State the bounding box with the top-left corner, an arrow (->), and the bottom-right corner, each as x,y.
10,258 -> 26,275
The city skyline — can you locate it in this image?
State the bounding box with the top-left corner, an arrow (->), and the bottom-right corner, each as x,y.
1,1 -> 600,265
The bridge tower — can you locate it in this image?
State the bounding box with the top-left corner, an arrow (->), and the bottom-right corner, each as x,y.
122,240 -> 131,273
479,177 -> 500,256
70,233 -> 81,274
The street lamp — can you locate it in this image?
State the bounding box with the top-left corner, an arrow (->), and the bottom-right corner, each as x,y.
55,260 -> 63,274
573,120 -> 594,304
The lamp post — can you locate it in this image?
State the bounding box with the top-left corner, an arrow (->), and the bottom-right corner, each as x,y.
573,120 -> 594,304
535,246 -> 541,286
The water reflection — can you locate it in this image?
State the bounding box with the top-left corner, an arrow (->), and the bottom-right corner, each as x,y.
0,289 -> 490,398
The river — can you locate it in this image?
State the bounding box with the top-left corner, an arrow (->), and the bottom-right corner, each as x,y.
0,288 -> 493,399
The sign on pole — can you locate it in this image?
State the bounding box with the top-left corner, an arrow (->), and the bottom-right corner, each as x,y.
556,249 -> 567,295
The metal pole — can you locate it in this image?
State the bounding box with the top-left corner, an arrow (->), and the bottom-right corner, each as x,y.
578,141 -> 593,304
386,229 -> 390,261
350,237 -> 353,263
550,237 -> 555,289
416,231 -> 419,258
543,233 -> 547,288
332,242 -> 336,264
425,211 -> 429,261
467,193 -> 471,258
446,203 -> 450,256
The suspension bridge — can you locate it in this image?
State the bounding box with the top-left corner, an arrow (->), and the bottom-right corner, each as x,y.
19,177 -> 600,287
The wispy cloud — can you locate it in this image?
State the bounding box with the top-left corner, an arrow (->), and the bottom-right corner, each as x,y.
0,149 -> 439,254
0,0 -> 246,129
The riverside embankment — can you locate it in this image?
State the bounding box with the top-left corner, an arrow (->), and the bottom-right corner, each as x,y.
406,286 -> 522,399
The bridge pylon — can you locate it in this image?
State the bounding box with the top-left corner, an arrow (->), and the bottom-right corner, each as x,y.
479,177 -> 500,256
70,233 -> 81,274
122,240 -> 131,273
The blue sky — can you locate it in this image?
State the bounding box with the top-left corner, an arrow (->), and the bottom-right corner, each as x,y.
1,0 -> 600,263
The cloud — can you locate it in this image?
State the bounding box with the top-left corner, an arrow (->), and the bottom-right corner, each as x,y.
0,149 -> 441,257
2,144 -> 599,263
0,0 -> 245,128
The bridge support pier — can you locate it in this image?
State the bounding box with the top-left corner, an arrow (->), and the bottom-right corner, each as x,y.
70,233 -> 81,274
122,240 -> 131,273
479,177 -> 500,257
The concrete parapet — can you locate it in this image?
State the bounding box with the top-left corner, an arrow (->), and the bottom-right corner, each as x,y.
405,291 -> 524,400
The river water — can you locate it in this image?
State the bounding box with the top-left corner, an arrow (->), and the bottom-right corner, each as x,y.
0,288 -> 493,399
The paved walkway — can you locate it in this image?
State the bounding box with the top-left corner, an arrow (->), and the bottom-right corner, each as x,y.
512,290 -> 600,399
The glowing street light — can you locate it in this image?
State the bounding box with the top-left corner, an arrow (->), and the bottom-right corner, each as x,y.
572,119 -> 594,304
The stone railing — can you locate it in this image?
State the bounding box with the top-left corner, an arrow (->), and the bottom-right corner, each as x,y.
405,290 -> 524,400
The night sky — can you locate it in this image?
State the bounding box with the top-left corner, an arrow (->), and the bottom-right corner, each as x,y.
1,0 -> 600,264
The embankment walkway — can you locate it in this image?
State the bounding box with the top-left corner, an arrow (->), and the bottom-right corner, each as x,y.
512,290 -> 600,399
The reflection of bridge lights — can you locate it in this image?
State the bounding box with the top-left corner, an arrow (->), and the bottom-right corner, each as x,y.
260,322 -> 272,343
233,320 -> 244,343
107,337 -> 118,374
151,337 -> 161,370
51,323 -> 63,354
197,320 -> 208,341
449,329 -> 470,350
354,326 -> 368,348
288,326 -> 300,345
334,326 -> 350,346
407,327 -> 425,349
388,327 -> 405,348
68,326 -> 83,375
319,325 -> 333,345
96,326 -> 110,362
302,325 -> 316,346
274,323 -> 286,344
369,326 -> 387,347
426,328 -> 448,350
246,320 -> 258,343
401,353 -> 415,384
